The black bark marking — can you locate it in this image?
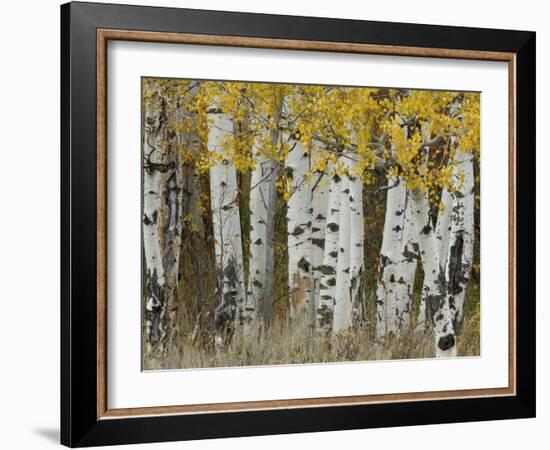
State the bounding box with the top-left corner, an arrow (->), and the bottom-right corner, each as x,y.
327,223 -> 339,232
254,238 -> 263,245
312,238 -> 325,249
378,255 -> 391,283
318,265 -> 336,275
290,225 -> 304,237
448,233 -> 466,295
297,257 -> 311,273
145,268 -> 165,343
402,244 -> 418,261
142,213 -> 154,226
421,225 -> 432,235
437,333 -> 455,351
285,166 -> 294,180
326,277 -> 336,286
392,225 -> 402,232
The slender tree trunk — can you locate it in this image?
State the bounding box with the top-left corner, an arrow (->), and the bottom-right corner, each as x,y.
143,105 -> 169,344
208,109 -> 246,342
286,139 -> 314,322
417,187 -> 452,332
375,178 -> 417,339
160,167 -> 183,343
317,173 -> 341,336
261,159 -> 279,328
332,174 -> 352,333
348,173 -> 365,328
436,189 -> 453,264
410,188 -> 456,357
247,149 -> 276,333
414,151 -> 474,347
247,100 -> 283,332
310,151 -> 330,329
446,151 -> 475,333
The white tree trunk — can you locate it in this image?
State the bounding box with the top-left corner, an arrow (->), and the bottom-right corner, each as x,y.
410,189 -> 456,357
208,110 -> 246,340
436,188 -> 453,265
161,169 -> 183,342
375,178 -> 417,339
247,152 -> 268,324
445,151 -> 475,333
348,173 -> 365,328
286,139 -> 314,322
316,173 -> 341,336
247,148 -> 278,332
417,186 -> 453,332
311,151 -> 330,328
332,174 -> 352,333
261,159 -> 279,328
143,106 -> 167,343
247,101 -> 283,331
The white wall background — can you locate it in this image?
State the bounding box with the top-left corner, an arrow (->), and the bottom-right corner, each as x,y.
0,1 -> 545,449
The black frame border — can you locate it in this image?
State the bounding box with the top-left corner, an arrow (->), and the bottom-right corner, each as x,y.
61,2 -> 535,447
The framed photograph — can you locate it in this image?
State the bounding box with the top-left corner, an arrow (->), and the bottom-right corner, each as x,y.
61,1 -> 535,447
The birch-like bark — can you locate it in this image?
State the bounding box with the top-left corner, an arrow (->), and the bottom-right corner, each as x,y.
375,178 -> 417,339
310,150 -> 330,328
348,173 -> 365,328
247,152 -> 268,329
415,151 -> 475,342
316,173 -> 341,336
160,168 -> 183,342
417,185 -> 452,332
436,188 -> 453,265
410,188 -> 456,357
332,174 -> 352,333
446,151 -> 475,333
261,159 -> 279,328
143,105 -> 168,343
247,148 -> 279,332
247,102 -> 283,331
208,109 -> 246,340
286,139 -> 314,322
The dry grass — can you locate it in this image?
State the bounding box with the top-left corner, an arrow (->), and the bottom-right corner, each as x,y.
144,306 -> 479,371
457,299 -> 481,357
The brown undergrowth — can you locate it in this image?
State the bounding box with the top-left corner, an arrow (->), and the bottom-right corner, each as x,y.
143,287 -> 480,370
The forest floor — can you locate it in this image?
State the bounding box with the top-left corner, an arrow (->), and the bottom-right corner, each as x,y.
143,281 -> 480,370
